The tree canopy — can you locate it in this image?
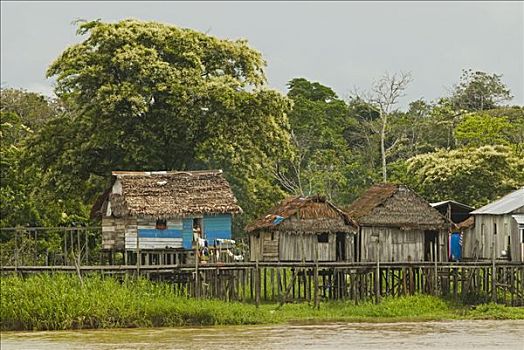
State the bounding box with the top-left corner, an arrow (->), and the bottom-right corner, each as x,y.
451,69 -> 512,111
1,19 -> 522,233
404,145 -> 524,207
29,19 -> 294,231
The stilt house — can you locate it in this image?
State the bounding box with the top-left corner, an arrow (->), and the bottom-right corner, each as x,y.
431,200 -> 475,261
91,170 -> 242,264
460,187 -> 524,262
246,195 -> 357,262
346,184 -> 449,262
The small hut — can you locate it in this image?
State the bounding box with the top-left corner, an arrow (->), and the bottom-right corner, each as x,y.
462,187 -> 524,262
346,184 -> 449,262
431,200 -> 474,224
246,195 -> 357,262
91,170 -> 242,264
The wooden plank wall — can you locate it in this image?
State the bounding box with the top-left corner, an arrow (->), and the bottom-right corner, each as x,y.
279,232 -> 333,261
466,212 -> 524,262
360,227 -> 447,262
102,217 -> 134,250
249,231 -> 355,262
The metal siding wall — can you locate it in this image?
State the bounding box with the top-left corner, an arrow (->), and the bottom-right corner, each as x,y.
203,214 -> 232,242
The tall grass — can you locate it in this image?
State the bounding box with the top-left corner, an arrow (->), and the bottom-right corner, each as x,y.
1,274 -> 523,331
1,274 -> 271,330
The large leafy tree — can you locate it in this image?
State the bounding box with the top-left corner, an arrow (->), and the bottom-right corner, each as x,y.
455,113 -> 515,147
451,69 -> 512,111
483,107 -> 524,154
0,111 -> 38,227
0,88 -> 60,132
273,78 -> 360,202
0,90 -> 88,228
404,145 -> 524,207
33,19 -> 293,232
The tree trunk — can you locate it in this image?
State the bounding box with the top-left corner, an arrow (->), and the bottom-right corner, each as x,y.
380,111 -> 387,182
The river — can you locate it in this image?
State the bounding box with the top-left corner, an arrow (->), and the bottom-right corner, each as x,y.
2,320 -> 523,350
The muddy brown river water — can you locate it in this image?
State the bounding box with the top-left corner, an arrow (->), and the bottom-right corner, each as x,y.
2,320 -> 524,350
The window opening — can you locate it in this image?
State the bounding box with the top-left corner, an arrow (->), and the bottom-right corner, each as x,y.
156,219 -> 167,230
317,233 -> 329,243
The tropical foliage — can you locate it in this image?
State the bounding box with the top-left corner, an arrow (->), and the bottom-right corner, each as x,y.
1,19 -> 523,235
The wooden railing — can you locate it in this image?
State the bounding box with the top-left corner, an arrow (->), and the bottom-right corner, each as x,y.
2,261 -> 523,306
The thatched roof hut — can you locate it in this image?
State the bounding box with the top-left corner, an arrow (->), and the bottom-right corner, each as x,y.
246,195 -> 357,262
246,195 -> 356,233
93,170 -> 242,255
346,183 -> 447,230
346,183 -> 449,262
93,170 -> 242,219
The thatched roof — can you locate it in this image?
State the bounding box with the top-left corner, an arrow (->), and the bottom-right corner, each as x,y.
346,183 -> 448,230
457,216 -> 474,229
245,195 -> 357,234
92,170 -> 242,219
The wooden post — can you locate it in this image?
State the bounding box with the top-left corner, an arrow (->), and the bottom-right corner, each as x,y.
271,268 -> 275,301
263,267 -> 267,301
491,242 -> 497,302
195,245 -> 200,298
279,268 -> 299,308
314,251 -> 319,309
136,231 -> 141,275
14,227 -> 19,273
434,259 -> 438,296
255,259 -> 260,308
63,229 -> 68,266
70,230 -> 74,264
375,259 -> 380,304
85,230 -> 89,265
33,230 -> 38,266
277,267 -> 282,301
76,228 -> 81,264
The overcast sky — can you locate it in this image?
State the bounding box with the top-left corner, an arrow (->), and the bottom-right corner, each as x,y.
1,1 -> 523,107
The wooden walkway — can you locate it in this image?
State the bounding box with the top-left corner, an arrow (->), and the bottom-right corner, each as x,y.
3,261 -> 523,306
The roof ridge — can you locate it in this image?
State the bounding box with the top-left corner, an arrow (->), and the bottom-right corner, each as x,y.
471,187 -> 524,215
245,194 -> 355,232
112,169 -> 223,176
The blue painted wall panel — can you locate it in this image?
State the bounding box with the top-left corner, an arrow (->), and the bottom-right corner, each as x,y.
182,218 -> 193,249
171,215 -> 233,249
138,229 -> 182,239
204,214 -> 232,243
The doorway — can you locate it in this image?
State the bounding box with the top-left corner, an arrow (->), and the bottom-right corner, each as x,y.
424,230 -> 439,262
336,233 -> 346,261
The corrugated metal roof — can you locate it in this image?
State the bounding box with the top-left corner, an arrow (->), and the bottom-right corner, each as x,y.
512,214 -> 524,225
430,200 -> 474,211
471,188 -> 524,215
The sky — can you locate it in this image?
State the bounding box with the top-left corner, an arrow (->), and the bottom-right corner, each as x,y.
1,1 -> 523,107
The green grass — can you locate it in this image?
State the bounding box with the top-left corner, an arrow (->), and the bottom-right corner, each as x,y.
1,274 -> 523,331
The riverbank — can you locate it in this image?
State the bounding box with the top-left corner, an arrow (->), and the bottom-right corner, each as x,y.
1,274 -> 523,331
